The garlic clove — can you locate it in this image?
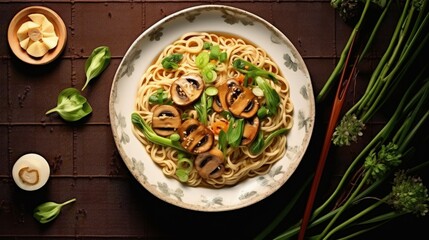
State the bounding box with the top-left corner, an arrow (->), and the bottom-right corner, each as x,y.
41,19 -> 55,35
28,13 -> 47,25
27,41 -> 49,58
17,21 -> 40,41
12,153 -> 50,191
42,36 -> 59,49
19,37 -> 30,50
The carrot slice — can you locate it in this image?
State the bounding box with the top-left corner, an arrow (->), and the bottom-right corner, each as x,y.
211,120 -> 229,135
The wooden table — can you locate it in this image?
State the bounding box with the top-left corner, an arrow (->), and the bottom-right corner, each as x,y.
1,1 -> 427,239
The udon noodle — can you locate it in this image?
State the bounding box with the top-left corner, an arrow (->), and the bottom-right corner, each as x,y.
132,32 -> 293,188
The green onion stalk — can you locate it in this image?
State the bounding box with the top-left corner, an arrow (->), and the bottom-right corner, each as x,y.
260,72 -> 429,239
256,2 -> 429,238
317,0 -> 390,102
332,0 -> 428,146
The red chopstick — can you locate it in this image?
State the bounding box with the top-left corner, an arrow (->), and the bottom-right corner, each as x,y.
297,35 -> 360,240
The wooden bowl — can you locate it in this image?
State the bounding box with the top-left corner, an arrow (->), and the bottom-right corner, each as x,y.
8,6 -> 67,65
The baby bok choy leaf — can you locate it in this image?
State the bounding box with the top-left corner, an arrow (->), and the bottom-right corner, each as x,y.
233,58 -> 277,83
249,128 -> 288,155
131,112 -> 186,152
82,46 -> 111,91
226,117 -> 245,148
255,76 -> 281,116
45,88 -> 92,122
33,198 -> 76,224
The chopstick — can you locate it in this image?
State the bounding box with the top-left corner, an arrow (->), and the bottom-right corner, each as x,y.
297,34 -> 360,240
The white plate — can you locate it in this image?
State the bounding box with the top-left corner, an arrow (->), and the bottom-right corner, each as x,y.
109,5 -> 315,212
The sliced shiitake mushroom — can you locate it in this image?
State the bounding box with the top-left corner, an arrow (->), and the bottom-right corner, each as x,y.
177,118 -> 200,139
228,87 -> 259,118
194,148 -> 225,179
178,119 -> 214,154
170,74 -> 204,106
217,79 -> 239,111
212,96 -> 223,113
151,105 -> 182,136
241,117 -> 260,145
239,98 -> 259,119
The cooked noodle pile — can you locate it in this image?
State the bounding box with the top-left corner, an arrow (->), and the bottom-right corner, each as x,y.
132,32 -> 293,188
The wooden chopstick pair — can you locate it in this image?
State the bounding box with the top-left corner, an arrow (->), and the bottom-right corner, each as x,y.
298,34 -> 361,240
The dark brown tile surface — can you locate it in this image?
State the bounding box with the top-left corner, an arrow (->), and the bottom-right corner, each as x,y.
1,1 -> 428,239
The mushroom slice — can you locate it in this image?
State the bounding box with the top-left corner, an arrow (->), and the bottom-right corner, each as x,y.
217,79 -> 239,111
225,85 -> 243,107
151,105 -> 182,136
239,98 -> 259,119
212,95 -> 223,113
170,74 -> 204,106
195,148 -> 225,179
241,117 -> 260,145
177,118 -> 200,139
228,87 -> 259,118
178,119 -> 214,154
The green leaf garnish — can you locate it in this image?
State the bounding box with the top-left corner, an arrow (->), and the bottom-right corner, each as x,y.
149,88 -> 172,105
255,76 -> 280,116
33,198 -> 76,224
232,58 -> 277,83
82,46 -> 111,91
226,117 -> 245,148
45,88 -> 92,122
161,53 -> 183,70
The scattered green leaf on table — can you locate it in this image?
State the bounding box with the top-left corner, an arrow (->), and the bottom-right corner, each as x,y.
45,87 -> 92,122
82,46 -> 111,91
33,198 -> 76,224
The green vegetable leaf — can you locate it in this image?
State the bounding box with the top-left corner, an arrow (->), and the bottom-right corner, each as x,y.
249,128 -> 288,155
82,46 -> 111,91
364,142 -> 402,183
131,112 -> 186,152
232,58 -> 277,83
249,131 -> 264,155
33,198 -> 76,224
257,106 -> 269,119
218,129 -> 228,155
219,51 -> 228,62
194,91 -> 212,126
203,41 -> 212,50
45,88 -> 92,122
149,88 -> 172,105
255,76 -> 280,116
161,53 -> 183,70
226,117 -> 245,148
